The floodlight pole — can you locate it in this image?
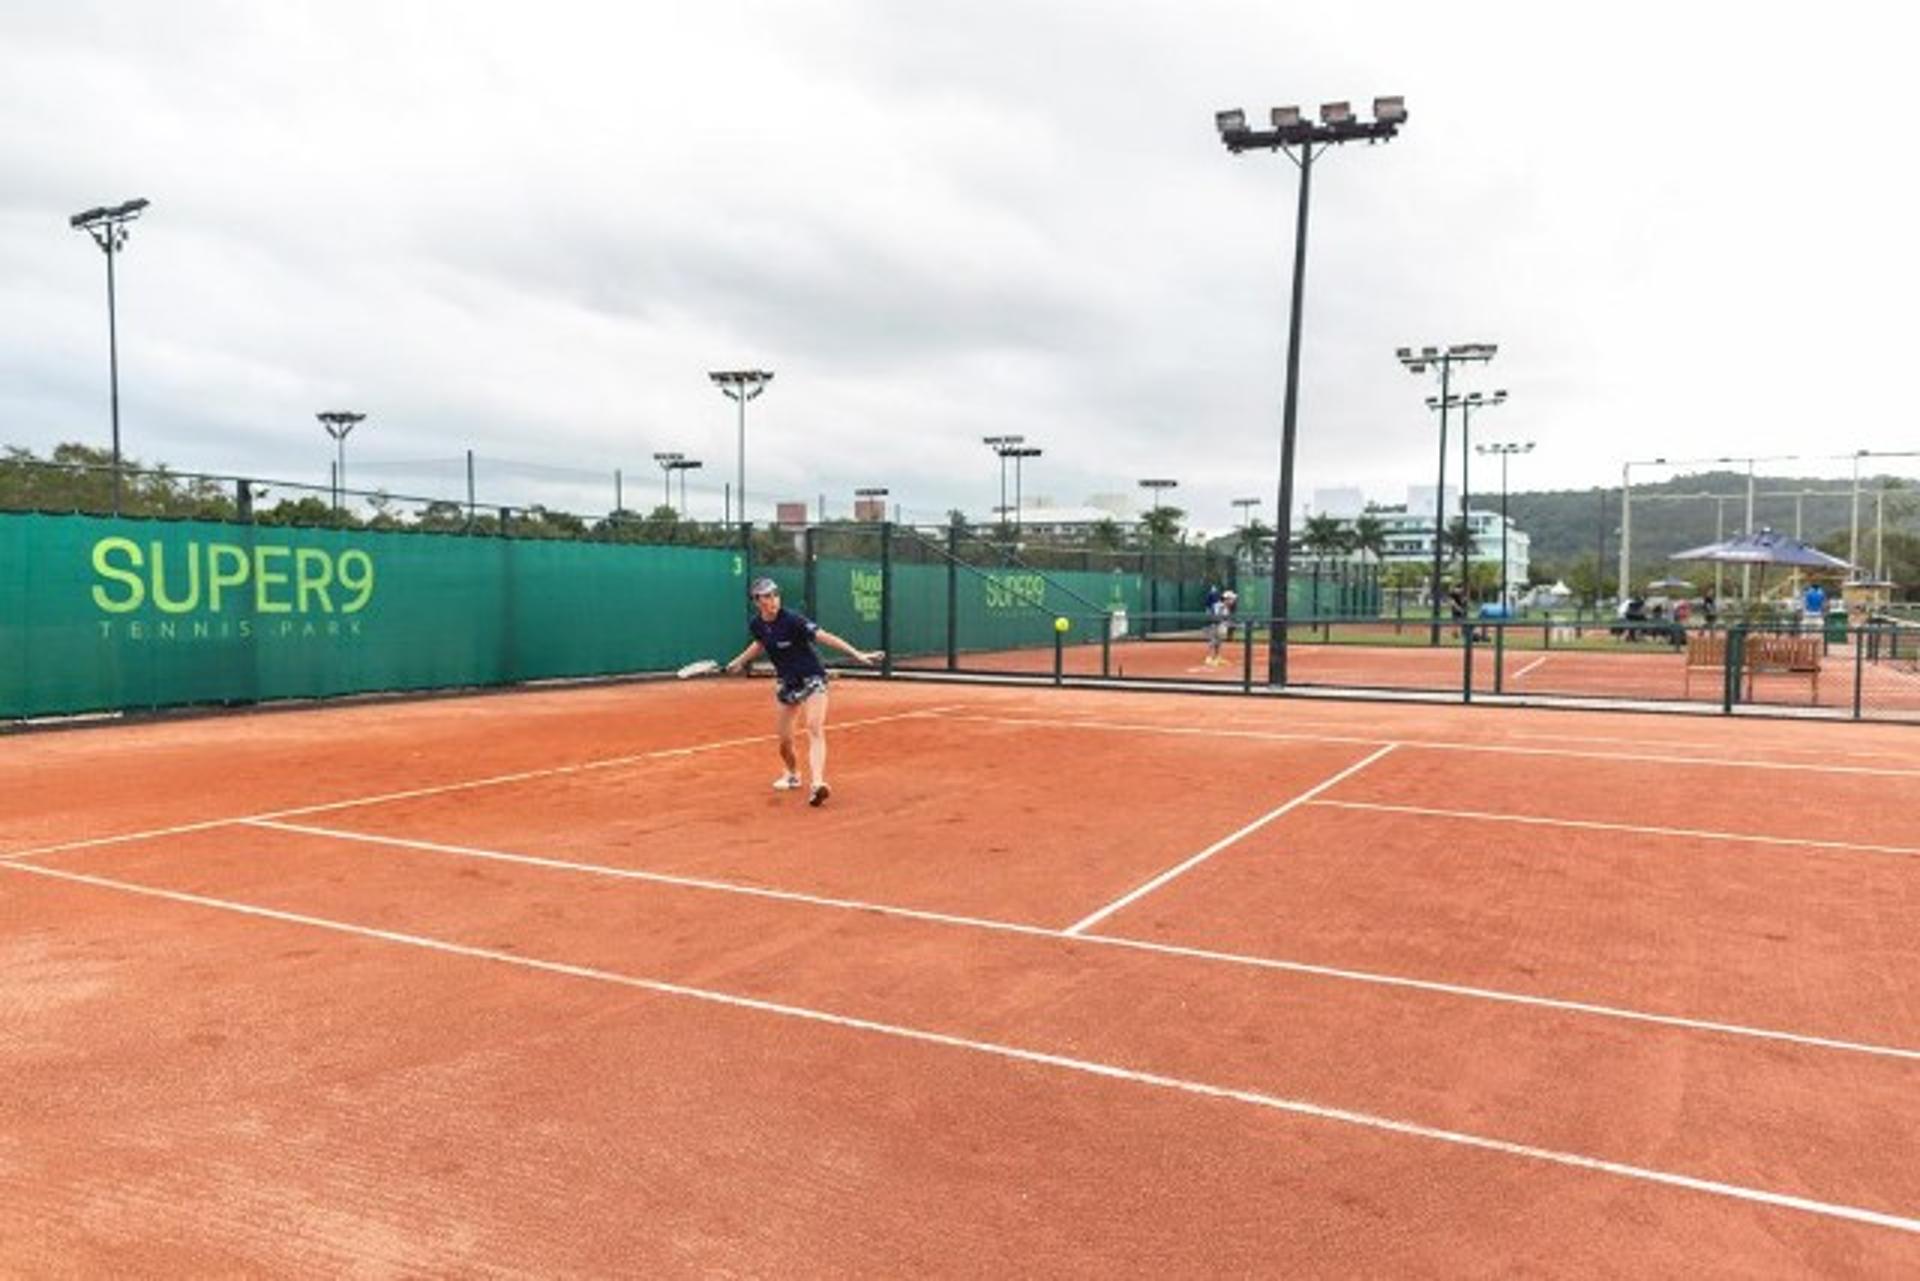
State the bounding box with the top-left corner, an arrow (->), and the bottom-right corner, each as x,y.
1401,344 -> 1494,642
709,370 -> 772,528
1003,445 -> 1041,541
71,198 -> 151,515
982,435 -> 1024,535
653,451 -> 683,510
1431,389 -> 1505,602
317,411 -> 367,512
1219,97 -> 1405,685
1477,441 -> 1533,608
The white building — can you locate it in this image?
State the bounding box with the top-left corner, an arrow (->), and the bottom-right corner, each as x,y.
1359,505 -> 1531,598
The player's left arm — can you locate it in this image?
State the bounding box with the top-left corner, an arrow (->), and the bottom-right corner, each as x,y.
815,628 -> 881,665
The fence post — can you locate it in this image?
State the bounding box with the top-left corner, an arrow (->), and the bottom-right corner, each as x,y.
236,478 -> 253,521
1101,609 -> 1112,677
946,518 -> 960,672
880,521 -> 894,677
803,526 -> 818,621
1494,621 -> 1506,694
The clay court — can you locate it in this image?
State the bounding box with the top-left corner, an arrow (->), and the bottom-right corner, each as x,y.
4,677 -> 1919,1274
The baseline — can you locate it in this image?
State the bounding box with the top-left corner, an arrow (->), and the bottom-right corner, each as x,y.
0,706 -> 952,864
6,857 -> 1915,1238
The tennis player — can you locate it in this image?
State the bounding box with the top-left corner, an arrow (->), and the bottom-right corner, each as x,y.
723,578 -> 881,806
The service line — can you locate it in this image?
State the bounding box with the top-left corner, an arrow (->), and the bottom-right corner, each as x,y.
6,857 -> 1917,1238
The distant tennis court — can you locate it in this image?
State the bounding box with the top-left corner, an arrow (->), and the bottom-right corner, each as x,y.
5,678 -> 1919,1273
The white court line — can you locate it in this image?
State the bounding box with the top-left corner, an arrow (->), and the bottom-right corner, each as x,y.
930,711 -> 1920,778
1063,745 -> 1399,936
6,858 -> 1917,1238
0,706 -> 953,863
243,817 -> 1920,1064
1510,655 -> 1550,681
1309,799 -> 1920,860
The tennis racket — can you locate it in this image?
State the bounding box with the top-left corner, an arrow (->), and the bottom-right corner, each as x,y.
676,659 -> 723,679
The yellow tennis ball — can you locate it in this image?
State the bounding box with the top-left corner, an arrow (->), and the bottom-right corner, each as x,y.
1054,616 -> 1071,633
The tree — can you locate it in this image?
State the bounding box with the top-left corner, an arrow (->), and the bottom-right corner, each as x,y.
1141,505 -> 1185,546
1350,512 -> 1388,564
1301,513 -> 1351,559
1088,516 -> 1124,550
1240,518 -> 1275,562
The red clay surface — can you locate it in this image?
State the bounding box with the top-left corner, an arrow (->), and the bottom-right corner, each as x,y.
5,678 -> 1920,1273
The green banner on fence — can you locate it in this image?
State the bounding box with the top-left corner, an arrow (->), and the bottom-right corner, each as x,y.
0,513 -> 747,718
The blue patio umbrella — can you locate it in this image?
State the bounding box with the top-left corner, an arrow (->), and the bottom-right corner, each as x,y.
1670,528 -> 1853,570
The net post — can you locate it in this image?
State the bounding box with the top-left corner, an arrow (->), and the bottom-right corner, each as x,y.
1462,614 -> 1474,704
1101,608 -> 1112,677
946,517 -> 960,672
1053,622 -> 1064,686
1721,625 -> 1742,713
880,521 -> 894,678
1853,622 -> 1868,721
1241,608 -> 1253,692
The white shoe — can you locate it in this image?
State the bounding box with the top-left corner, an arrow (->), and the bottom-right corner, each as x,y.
773,774 -> 802,791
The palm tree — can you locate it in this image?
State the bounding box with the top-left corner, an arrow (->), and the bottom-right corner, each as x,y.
1141,505 -> 1185,546
1350,512 -> 1388,565
1301,513 -> 1351,560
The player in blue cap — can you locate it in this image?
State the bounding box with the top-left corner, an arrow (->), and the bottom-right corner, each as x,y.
723,578 -> 882,806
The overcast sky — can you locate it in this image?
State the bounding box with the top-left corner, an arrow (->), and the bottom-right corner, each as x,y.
4,0 -> 1916,529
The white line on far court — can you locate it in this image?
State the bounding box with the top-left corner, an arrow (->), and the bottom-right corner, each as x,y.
242,817 -> 1920,1065
6,858 -> 1917,1238
1063,745 -> 1399,936
0,706 -> 955,863
1510,656 -> 1550,681
929,711 -> 1920,779
1309,799 -> 1920,860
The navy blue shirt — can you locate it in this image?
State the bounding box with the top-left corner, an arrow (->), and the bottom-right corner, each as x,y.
749,608 -> 827,685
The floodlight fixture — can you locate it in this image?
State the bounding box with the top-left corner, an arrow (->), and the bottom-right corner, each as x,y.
1270,105 -> 1302,129
1215,109 -> 1247,134
1373,96 -> 1408,124
1319,101 -> 1353,125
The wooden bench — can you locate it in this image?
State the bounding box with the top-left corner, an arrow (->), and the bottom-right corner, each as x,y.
1682,632 -> 1727,698
1683,632 -> 1821,703
1744,634 -> 1821,704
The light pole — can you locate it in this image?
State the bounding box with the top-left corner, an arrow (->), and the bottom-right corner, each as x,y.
1476,440 -> 1533,609
317,412 -> 366,513
653,451 -> 683,510
708,369 -> 772,527
1002,444 -> 1042,541
1231,496 -> 1261,557
673,458 -> 702,515
1219,96 -> 1407,685
854,485 -> 889,523
1399,343 -> 1495,641
70,197 -> 151,515
982,435 -> 1024,533
1428,388 -> 1506,599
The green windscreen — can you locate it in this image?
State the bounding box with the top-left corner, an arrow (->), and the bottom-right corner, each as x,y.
0,512 -> 748,718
